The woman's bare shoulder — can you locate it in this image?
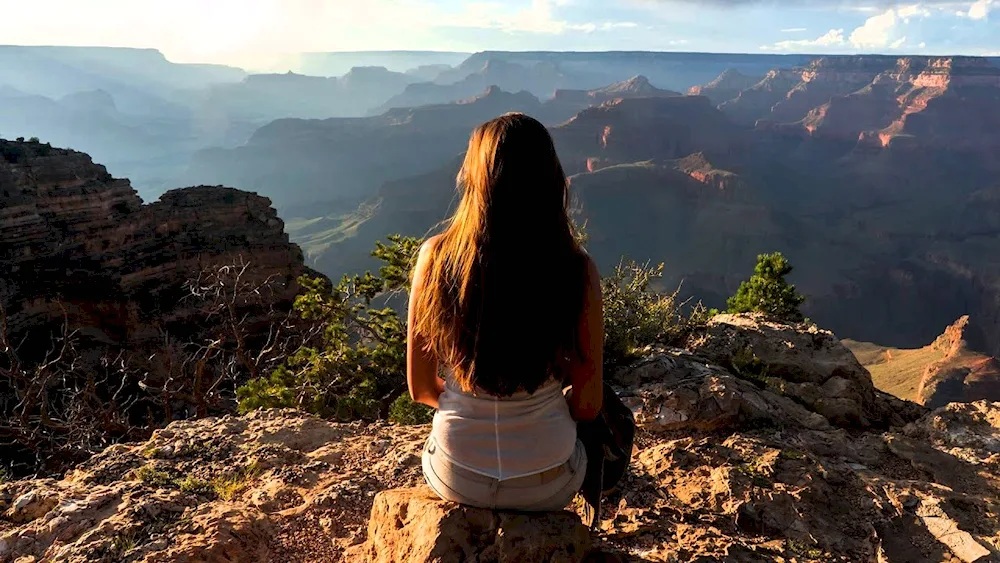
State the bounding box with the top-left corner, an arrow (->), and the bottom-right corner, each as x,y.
578,249 -> 600,286
416,234 -> 442,262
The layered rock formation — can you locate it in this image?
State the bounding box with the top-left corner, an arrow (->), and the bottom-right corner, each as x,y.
0,139 -> 305,344
716,56 -> 901,127
687,68 -> 761,105
446,51 -> 813,94
707,56 -> 1000,154
846,316 -> 1000,408
181,66 -> 419,121
4,315 -> 999,562
672,152 -> 747,194
546,75 -> 681,123
551,95 -> 745,174
372,58 -> 571,115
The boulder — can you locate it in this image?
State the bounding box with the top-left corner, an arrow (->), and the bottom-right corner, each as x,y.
904,400 -> 1000,467
349,486 -> 594,563
614,348 -> 832,432
688,314 -> 884,427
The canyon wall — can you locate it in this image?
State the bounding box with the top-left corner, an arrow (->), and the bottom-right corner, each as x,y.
1,139 -> 307,347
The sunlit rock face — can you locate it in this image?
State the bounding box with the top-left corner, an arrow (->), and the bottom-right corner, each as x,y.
0,139 -> 306,348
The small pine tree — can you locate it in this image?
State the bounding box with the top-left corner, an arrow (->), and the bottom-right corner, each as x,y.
727,252 -> 806,322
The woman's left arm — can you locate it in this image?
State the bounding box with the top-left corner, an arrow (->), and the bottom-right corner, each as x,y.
407,240 -> 444,408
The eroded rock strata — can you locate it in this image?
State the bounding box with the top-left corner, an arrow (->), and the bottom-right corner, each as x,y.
0,139 -> 306,345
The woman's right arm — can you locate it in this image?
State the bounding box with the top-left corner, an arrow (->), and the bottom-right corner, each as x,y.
407,238 -> 445,409
567,255 -> 604,421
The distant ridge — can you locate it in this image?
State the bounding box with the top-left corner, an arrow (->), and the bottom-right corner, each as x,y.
292,51 -> 470,76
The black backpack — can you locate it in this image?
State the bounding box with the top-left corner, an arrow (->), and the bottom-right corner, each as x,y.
577,382 -> 636,529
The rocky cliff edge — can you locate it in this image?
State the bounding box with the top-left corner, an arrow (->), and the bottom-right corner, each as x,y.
2,314 -> 998,562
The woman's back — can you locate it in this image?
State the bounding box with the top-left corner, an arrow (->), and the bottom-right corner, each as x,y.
431,375 -> 576,480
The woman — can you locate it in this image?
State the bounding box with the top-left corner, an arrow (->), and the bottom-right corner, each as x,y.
406,112 -> 604,511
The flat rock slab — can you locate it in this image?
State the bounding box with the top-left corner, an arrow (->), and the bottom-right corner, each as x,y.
351,486 -> 593,563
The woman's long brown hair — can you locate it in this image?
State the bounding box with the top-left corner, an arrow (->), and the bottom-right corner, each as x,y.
411,113 -> 588,397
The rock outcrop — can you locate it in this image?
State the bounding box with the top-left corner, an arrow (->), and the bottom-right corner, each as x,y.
688,314 -> 883,427
687,69 -> 761,106
672,152 -> 747,194
0,139 -> 306,345
348,487 -> 593,563
846,316 -> 1000,408
3,315 -> 999,562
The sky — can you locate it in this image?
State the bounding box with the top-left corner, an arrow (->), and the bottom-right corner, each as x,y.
1,0 -> 998,69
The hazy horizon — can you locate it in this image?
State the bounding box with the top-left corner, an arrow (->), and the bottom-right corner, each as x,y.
2,0 -> 997,71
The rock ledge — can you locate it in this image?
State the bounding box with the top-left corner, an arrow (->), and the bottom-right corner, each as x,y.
347,486 -> 594,563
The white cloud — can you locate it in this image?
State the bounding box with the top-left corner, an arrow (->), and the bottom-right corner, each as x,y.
601,21 -> 640,29
562,20 -> 640,33
919,41 -> 928,47
897,4 -> 931,20
781,27 -> 808,32
849,9 -> 898,47
762,3 -> 929,52
668,39 -> 690,45
965,0 -> 994,19
847,4 -> 929,48
761,28 -> 845,50
455,0 -> 587,34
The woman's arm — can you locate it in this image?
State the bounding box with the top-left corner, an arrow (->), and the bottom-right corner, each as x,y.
407,239 -> 445,409
567,255 -> 604,421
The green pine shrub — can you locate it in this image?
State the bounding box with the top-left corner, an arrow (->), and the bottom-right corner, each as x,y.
727,252 -> 806,322
237,235 -> 422,421
601,258 -> 717,369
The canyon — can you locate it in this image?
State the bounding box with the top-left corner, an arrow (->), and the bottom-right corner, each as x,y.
5,48 -> 1000,441
244,55 -> 1000,365
3,47 -> 1000,561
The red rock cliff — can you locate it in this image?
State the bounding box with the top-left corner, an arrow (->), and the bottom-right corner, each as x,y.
917,316 -> 1000,408
0,139 -> 307,346
712,56 -> 1000,151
